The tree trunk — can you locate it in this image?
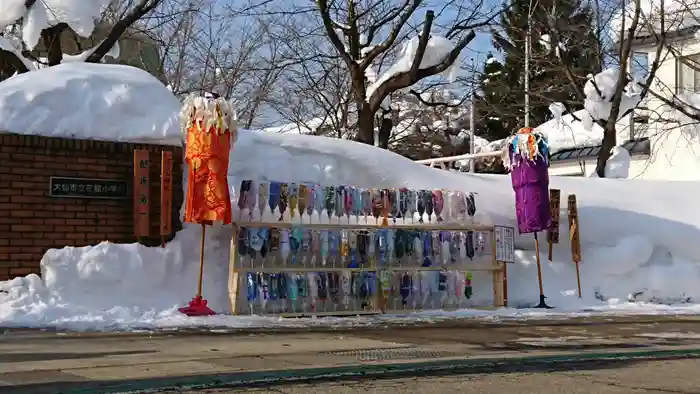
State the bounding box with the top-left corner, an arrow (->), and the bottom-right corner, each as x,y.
356,104 -> 375,145
41,24 -> 66,66
378,115 -> 392,149
595,128 -> 616,177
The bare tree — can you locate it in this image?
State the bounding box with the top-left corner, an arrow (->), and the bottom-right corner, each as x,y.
313,0 -> 501,147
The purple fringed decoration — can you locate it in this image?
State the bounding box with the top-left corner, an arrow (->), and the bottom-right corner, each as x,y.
509,145 -> 552,234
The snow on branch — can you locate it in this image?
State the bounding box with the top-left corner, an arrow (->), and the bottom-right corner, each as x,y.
365,10 -> 470,111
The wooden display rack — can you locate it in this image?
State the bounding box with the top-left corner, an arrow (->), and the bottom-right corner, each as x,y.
226,221 -> 506,316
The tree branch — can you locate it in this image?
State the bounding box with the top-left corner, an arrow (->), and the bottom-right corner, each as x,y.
358,0 -> 422,70
368,29 -> 475,111
408,10 -> 434,78
85,0 -> 162,63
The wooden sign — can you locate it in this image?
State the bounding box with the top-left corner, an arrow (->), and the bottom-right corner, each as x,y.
568,194 -> 581,263
547,189 -> 561,244
133,150 -> 151,238
160,151 -> 173,238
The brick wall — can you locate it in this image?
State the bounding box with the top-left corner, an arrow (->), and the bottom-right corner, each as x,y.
0,133 -> 183,281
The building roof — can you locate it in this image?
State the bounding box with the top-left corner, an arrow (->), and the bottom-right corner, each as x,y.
550,137 -> 650,162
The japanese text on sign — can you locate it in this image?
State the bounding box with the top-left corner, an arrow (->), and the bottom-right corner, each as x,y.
160,151 -> 173,236
133,150 -> 151,238
494,225 -> 515,263
49,177 -> 128,199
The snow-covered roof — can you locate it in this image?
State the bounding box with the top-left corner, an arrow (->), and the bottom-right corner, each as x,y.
610,0 -> 700,41
0,63 -> 182,146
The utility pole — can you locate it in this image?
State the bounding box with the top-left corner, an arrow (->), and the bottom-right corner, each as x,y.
469,90 -> 476,172
525,2 -> 532,128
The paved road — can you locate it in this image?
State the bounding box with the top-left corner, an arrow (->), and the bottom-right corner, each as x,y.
4,315 -> 700,393
166,359 -> 700,394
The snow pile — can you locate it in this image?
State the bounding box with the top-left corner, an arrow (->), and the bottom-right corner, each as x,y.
0,34 -> 35,71
583,69 -> 641,132
4,128 -> 700,329
366,35 -> 459,101
0,0 -> 112,50
605,146 -> 632,178
0,63 -> 182,145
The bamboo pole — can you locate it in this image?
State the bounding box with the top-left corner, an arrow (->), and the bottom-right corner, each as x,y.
197,223 -> 206,298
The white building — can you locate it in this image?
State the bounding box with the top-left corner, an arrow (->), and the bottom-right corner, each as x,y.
549,26 -> 700,181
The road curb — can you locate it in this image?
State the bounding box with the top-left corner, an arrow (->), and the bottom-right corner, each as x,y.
67,348 -> 700,394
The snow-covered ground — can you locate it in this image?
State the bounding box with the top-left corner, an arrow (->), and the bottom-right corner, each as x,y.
2,63 -> 700,331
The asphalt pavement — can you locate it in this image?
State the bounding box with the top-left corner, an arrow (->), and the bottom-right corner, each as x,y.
3,314 -> 700,393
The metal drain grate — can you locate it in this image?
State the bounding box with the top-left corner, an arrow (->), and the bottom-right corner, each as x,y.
324,347 -> 458,361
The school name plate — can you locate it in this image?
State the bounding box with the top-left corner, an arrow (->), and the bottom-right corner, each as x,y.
49,177 -> 128,199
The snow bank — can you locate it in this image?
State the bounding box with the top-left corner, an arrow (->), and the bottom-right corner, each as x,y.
3,128 -> 700,329
0,63 -> 182,145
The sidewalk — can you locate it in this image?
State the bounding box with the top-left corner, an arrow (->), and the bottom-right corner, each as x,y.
2,315 -> 700,393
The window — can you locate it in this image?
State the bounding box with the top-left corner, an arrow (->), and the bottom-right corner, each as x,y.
631,52 -> 649,80
676,53 -> 700,94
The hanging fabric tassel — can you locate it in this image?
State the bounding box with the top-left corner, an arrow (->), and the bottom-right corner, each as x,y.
324,186 -> 335,222
258,273 -> 269,312
399,188 -> 408,223
329,231 -> 339,265
433,190 -> 444,222
341,271 -> 352,308
306,184 -> 315,219
464,271 -> 473,299
438,270 -> 448,307
238,180 -> 252,220
301,229 -> 312,265
280,229 -> 291,264
307,272 -> 318,311
361,188 -> 372,224
424,190 -> 434,223
315,185 -> 325,222
288,273 -> 299,312
344,186 -> 354,223
352,187 -> 362,223
371,189 -> 382,225
348,231 -> 358,268
381,189 -> 390,227
335,186 -> 345,222
407,189 -> 417,223
439,231 -> 451,265
246,272 -> 257,314
268,182 -> 280,218
269,273 -> 279,312
465,231 -> 475,260
298,184 -> 307,222
387,229 -> 395,264
310,230 -> 320,265
400,272 -> 412,307
417,190 -> 426,223
258,182 -> 268,220
320,230 -> 329,266
278,183 -> 288,221
466,192 -> 476,217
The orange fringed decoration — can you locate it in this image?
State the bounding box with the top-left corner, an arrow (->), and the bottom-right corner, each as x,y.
183,121 -> 233,225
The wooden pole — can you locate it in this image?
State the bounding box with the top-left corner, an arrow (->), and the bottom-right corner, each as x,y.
575,260 -> 582,298
197,223 -> 206,299
534,233 -> 544,296
228,225 -> 240,314
534,232 -> 551,308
